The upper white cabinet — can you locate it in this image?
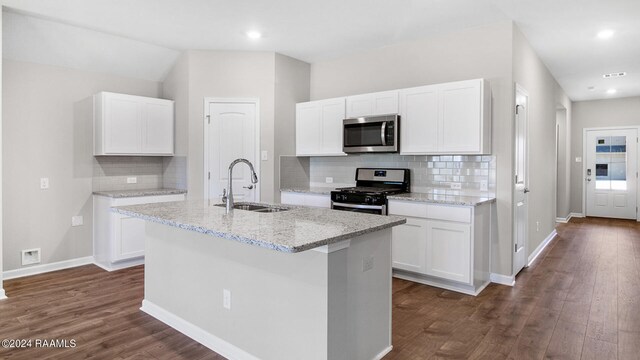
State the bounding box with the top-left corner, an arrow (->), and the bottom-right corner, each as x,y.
295,97 -> 346,156
94,92 -> 174,156
346,90 -> 399,118
400,79 -> 491,155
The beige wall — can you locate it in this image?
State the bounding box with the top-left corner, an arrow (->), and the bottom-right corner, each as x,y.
512,25 -> 571,263
556,108 -> 571,219
274,54 -> 310,202
2,60 -> 161,271
570,96 -> 640,213
309,21 -> 515,276
1,10 -> 4,294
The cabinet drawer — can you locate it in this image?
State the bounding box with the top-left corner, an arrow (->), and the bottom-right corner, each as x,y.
111,194 -> 186,206
388,200 -> 428,218
425,205 -> 471,223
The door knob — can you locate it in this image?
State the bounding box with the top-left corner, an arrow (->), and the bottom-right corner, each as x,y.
243,185 -> 254,190
524,188 -> 530,193
586,178 -> 591,182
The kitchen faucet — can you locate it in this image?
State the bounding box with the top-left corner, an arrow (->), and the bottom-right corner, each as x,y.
225,158 -> 259,213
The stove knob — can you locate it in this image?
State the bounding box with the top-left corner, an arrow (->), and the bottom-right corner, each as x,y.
365,196 -> 373,204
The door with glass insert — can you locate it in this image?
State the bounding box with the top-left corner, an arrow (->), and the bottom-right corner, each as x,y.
585,129 -> 638,219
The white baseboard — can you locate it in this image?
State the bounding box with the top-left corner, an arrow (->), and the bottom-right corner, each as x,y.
93,257 -> 144,272
490,273 -> 515,286
556,214 -> 571,223
0,288 -> 6,300
393,272 -> 489,296
570,212 -> 584,218
141,299 -> 261,360
3,256 -> 95,280
373,346 -> 393,360
528,229 -> 557,267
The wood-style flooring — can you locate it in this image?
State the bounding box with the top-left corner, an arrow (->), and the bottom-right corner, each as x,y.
0,217 -> 638,359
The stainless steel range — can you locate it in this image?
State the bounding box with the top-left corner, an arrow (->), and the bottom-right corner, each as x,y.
330,168 -> 410,215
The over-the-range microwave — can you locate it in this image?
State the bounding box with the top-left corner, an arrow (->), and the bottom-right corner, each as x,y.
342,114 -> 399,153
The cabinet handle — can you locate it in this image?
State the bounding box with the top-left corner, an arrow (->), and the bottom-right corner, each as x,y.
243,185 -> 254,190
403,223 -> 422,228
380,122 -> 387,146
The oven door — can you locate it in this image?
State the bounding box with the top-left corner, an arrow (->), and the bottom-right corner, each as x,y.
343,116 -> 398,153
331,202 -> 386,215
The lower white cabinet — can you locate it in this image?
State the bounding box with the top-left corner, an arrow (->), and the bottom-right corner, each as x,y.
389,200 -> 491,295
93,193 -> 186,271
280,191 -> 331,208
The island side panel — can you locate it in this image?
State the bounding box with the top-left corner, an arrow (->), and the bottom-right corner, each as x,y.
143,222 -> 330,360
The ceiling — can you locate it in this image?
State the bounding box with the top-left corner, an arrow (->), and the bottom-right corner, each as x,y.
2,0 -> 639,101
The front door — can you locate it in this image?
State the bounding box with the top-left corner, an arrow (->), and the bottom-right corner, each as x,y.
513,85 -> 529,275
205,101 -> 258,203
585,128 -> 637,219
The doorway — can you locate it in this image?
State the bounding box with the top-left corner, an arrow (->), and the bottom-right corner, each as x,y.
513,84 -> 529,275
584,128 -> 638,219
203,98 -> 260,203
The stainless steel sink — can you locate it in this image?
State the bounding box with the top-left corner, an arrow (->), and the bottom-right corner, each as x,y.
214,203 -> 289,213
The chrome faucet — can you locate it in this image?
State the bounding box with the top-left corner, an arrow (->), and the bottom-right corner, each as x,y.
225,158 -> 259,213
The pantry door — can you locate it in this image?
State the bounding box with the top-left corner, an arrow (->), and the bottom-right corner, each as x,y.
204,99 -> 260,203
585,128 -> 637,219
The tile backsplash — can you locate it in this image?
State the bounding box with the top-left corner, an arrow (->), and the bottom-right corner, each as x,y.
162,156 -> 188,190
93,156 -> 165,191
306,154 -> 496,195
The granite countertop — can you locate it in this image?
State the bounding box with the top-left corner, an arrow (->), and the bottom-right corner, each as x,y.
280,187 -> 337,195
387,192 -> 496,206
93,188 -> 187,198
113,200 -> 405,253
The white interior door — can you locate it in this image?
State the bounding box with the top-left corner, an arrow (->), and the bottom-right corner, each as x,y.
206,101 -> 258,203
513,85 -> 529,275
585,128 -> 637,219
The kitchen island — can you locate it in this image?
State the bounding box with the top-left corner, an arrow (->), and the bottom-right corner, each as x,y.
113,200 -> 406,360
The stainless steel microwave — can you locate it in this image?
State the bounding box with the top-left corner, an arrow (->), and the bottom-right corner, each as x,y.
343,114 -> 399,153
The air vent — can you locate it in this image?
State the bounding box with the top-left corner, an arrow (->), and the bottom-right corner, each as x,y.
603,72 -> 626,78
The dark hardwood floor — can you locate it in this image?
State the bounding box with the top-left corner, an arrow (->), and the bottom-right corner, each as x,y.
0,217 -> 638,359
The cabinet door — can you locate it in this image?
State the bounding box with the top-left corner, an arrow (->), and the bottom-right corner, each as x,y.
439,80 -> 482,153
142,100 -> 174,154
320,99 -> 346,155
104,94 -> 142,154
425,220 -> 471,284
295,103 -> 322,155
392,217 -> 428,273
399,86 -> 439,154
346,90 -> 399,118
113,214 -> 146,261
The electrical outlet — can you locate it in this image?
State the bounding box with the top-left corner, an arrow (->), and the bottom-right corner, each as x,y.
450,183 -> 462,190
536,221 -> 540,232
40,178 -> 49,190
223,289 -> 231,310
325,177 -> 334,184
575,157 -> 582,163
363,256 -> 374,272
127,177 -> 137,184
22,248 -> 41,266
261,150 -> 268,161
480,180 -> 488,191
71,216 -> 84,227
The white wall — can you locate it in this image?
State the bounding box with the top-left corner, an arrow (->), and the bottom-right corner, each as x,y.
556,108 -> 571,219
309,21 -> 515,276
570,96 -> 640,213
512,25 -> 571,259
274,54 -> 310,202
0,8 -> 5,297
2,60 -> 161,271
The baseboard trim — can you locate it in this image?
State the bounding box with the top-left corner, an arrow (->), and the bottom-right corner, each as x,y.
528,229 -> 557,267
570,212 -> 584,218
141,299 -> 261,360
373,345 -> 393,360
490,273 -> 515,286
0,289 -> 6,300
556,214 -> 571,223
393,271 -> 489,296
3,256 -> 95,280
93,257 -> 144,272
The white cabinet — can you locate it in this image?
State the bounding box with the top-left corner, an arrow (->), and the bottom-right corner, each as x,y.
280,191 -> 331,208
400,79 -> 491,155
346,90 -> 399,118
93,193 -> 186,271
389,199 -> 491,295
94,92 -> 174,156
391,217 -> 428,273
295,98 -> 346,156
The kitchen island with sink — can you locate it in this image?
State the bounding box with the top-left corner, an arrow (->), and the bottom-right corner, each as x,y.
113,200 -> 405,360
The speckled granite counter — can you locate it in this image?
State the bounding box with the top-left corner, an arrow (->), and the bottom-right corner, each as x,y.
93,188 -> 187,198
387,192 -> 496,206
280,187 -> 336,195
113,200 -> 405,252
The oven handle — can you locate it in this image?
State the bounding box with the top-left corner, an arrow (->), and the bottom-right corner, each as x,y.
380,122 -> 387,146
332,202 -> 384,210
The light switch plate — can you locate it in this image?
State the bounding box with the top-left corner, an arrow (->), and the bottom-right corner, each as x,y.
575,157 -> 582,163
127,177 -> 137,184
71,216 -> 84,227
325,177 -> 334,184
261,151 -> 268,161
40,177 -> 49,190
450,183 -> 462,190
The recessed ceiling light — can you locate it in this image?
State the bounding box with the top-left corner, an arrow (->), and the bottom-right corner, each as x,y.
246,31 -> 262,40
607,89 -> 617,94
597,29 -> 615,39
